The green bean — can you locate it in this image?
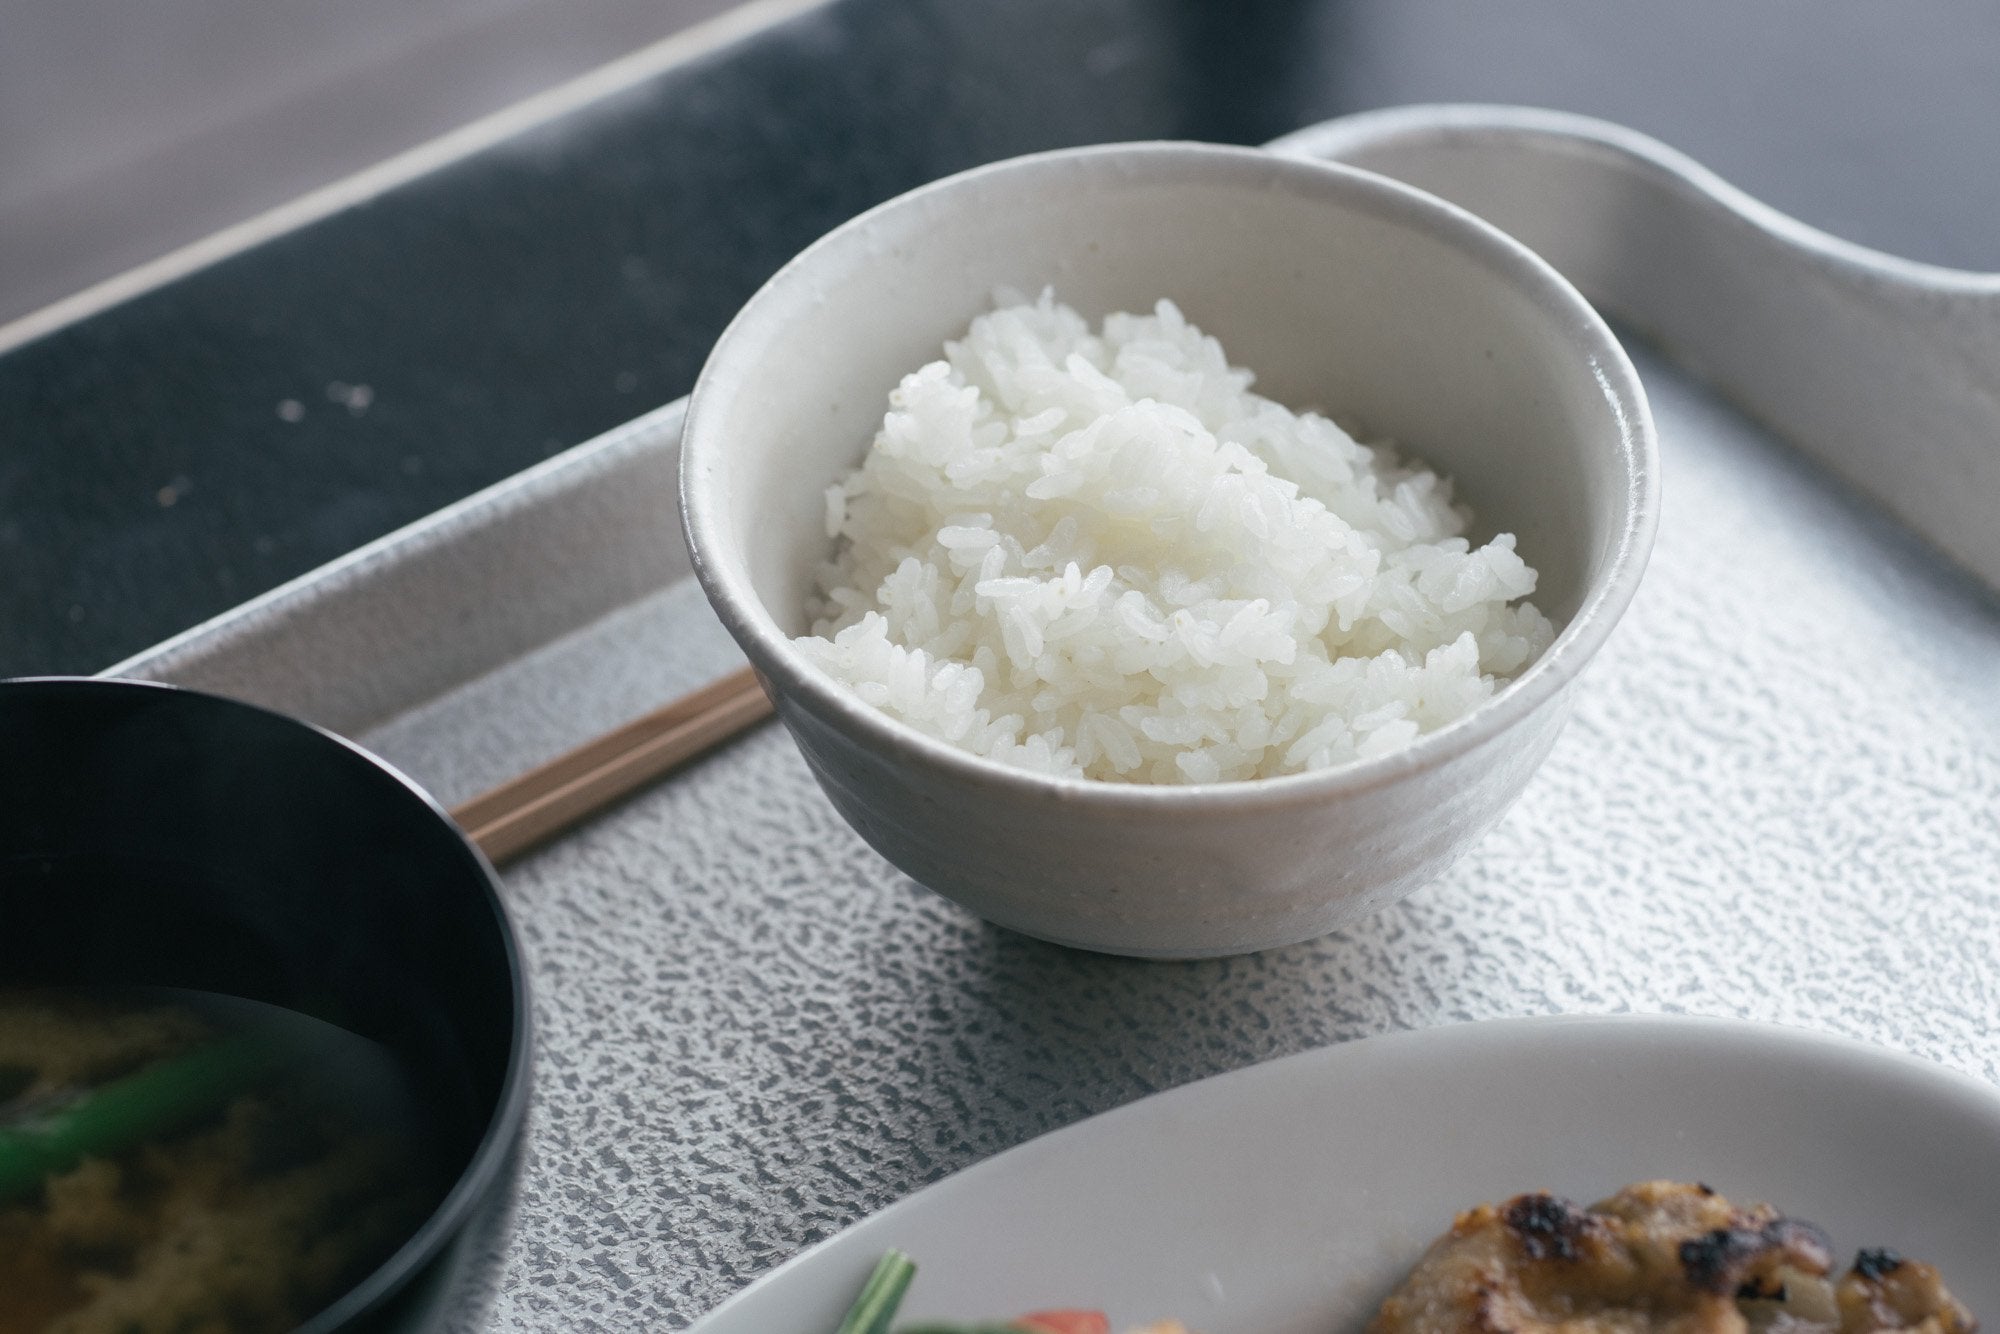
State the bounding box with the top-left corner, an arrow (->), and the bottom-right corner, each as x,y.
0,1036 -> 275,1200
835,1249 -> 918,1334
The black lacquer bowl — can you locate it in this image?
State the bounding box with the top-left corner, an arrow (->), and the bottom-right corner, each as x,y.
0,677 -> 530,1332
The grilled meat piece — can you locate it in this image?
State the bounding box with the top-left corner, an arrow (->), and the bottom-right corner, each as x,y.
1370,1181 -> 1976,1334
1837,1250 -> 1977,1334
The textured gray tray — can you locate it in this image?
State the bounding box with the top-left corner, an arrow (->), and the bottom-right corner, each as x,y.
113,108 -> 2000,1331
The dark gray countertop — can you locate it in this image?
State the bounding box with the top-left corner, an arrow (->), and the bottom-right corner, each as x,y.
6,0 -> 1999,677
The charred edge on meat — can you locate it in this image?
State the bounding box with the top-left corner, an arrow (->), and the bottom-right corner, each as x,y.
1503,1194 -> 1591,1262
1738,1276 -> 1787,1302
1853,1248 -> 1906,1281
1683,1229 -> 1770,1295
1680,1218 -> 1834,1296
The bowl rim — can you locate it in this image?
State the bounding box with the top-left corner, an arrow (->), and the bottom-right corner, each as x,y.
0,675 -> 533,1331
681,139 -> 1659,811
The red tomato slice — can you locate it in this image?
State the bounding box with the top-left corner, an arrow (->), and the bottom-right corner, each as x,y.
1014,1313 -> 1111,1334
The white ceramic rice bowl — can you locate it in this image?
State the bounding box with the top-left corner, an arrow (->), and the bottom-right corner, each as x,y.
681,142 -> 1657,957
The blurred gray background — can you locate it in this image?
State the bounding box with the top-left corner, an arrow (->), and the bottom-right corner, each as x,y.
4,0 -> 1998,679
6,1 -> 1998,328
0,0 -> 744,323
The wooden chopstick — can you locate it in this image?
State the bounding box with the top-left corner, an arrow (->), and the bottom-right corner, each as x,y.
451,665 -> 773,866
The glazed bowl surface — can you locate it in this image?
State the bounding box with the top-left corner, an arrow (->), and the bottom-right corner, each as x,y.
681,141 -> 1657,957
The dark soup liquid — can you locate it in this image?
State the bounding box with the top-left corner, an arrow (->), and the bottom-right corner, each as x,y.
0,988 -> 444,1334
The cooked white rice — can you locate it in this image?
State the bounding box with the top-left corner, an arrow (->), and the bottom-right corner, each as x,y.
796,292 -> 1554,784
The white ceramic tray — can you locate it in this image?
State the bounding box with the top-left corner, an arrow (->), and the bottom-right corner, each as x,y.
111,106 -> 2000,1331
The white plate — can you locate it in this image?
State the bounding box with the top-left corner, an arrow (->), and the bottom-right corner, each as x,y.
691,1014 -> 2000,1333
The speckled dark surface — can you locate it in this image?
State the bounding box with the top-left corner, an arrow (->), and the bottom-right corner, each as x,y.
6,0 -> 2000,677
